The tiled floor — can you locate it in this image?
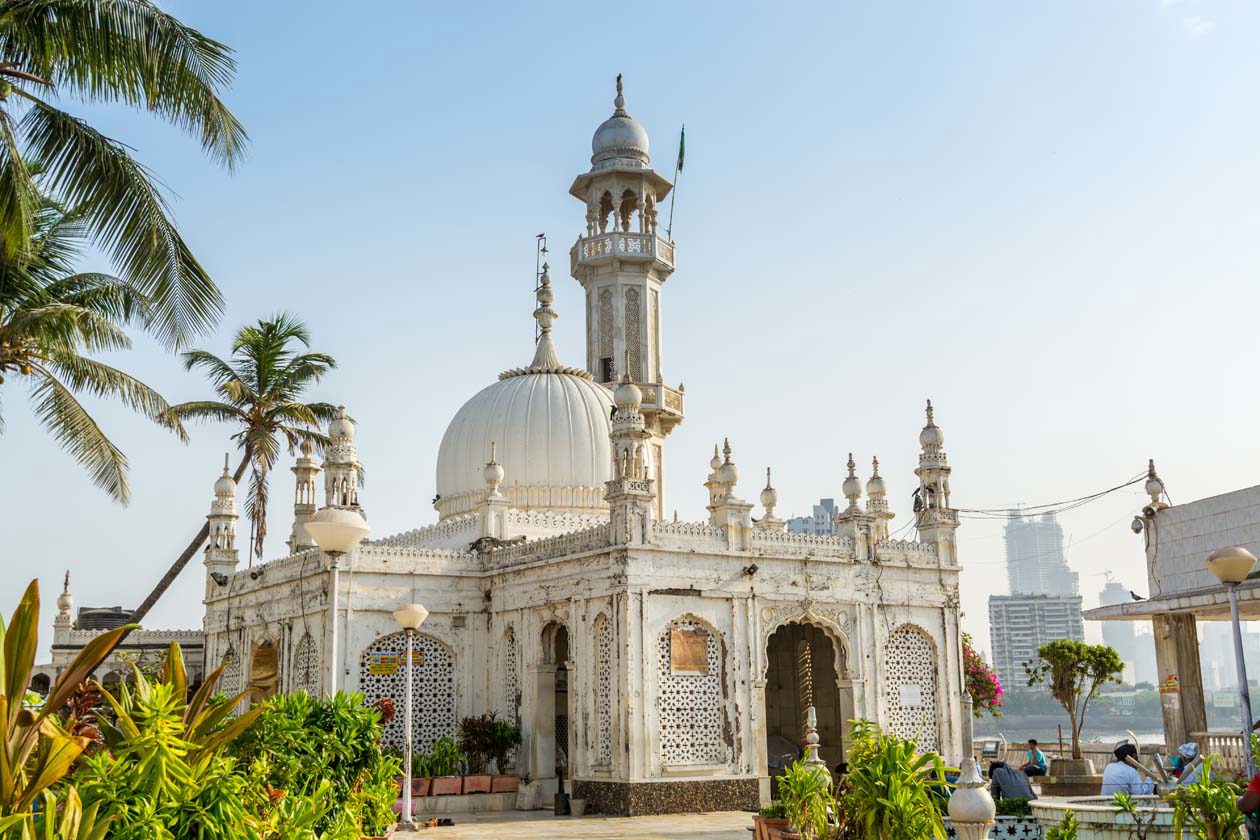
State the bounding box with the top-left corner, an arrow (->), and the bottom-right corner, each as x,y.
401,810 -> 753,838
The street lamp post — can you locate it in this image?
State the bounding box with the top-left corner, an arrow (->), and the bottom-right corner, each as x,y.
304,506 -> 370,696
393,603 -> 429,828
1206,545 -> 1258,779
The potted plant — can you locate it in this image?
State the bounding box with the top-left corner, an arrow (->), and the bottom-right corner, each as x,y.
1167,757 -> 1246,839
775,761 -> 835,840
428,737 -> 465,796
490,718 -> 523,793
1023,640 -> 1122,769
410,751 -> 431,798
753,802 -> 789,840
835,719 -> 954,840
458,713 -> 497,794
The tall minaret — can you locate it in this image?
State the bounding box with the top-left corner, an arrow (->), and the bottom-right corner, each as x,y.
54,571 -> 74,646
288,438 -> 320,553
323,406 -> 362,511
914,400 -> 958,564
205,456 -> 240,599
569,75 -> 682,520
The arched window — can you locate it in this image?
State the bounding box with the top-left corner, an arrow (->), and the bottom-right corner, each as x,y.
291,632 -> 320,695
218,646 -> 241,698
884,625 -> 939,751
657,617 -> 729,765
359,632 -> 456,752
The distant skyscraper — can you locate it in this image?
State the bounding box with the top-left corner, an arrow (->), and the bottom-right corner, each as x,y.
1005,511 -> 1078,595
988,593 -> 1084,687
787,498 -> 837,536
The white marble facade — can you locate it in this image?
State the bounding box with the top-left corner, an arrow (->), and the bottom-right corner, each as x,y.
199,79 -> 966,815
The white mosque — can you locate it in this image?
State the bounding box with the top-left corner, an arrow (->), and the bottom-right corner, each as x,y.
190,78 -> 968,815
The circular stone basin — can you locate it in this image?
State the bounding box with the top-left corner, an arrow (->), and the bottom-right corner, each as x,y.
1031,795 -> 1178,839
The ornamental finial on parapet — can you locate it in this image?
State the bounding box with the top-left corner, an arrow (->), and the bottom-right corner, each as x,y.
614,73 -> 626,116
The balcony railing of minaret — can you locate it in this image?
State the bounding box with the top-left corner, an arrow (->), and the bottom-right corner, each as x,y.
570,232 -> 675,271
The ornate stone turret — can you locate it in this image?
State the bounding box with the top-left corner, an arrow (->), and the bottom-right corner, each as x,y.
709,439 -> 754,549
288,438 -> 321,553
205,455 -> 240,599
53,571 -> 74,645
703,444 -> 724,517
914,400 -> 958,564
570,76 -> 682,521
1145,459 -> 1168,510
323,406 -> 362,511
866,457 -> 894,541
477,442 -> 510,540
834,453 -> 875,546
755,467 -> 785,531
604,368 -> 655,545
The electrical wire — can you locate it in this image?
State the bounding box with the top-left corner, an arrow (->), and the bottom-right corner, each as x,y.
955,472 -> 1148,521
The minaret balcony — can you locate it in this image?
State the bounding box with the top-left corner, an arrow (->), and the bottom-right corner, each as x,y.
570,232 -> 675,274
638,383 -> 684,428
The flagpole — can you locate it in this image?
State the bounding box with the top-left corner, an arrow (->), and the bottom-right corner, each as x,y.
666,124 -> 683,241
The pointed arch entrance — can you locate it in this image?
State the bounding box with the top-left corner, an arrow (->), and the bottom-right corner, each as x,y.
532,621 -> 571,783
763,622 -> 853,780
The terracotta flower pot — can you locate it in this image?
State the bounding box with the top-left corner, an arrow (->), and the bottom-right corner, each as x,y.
462,774 -> 492,794
753,816 -> 790,840
767,829 -> 801,840
491,774 -> 519,793
430,775 -> 461,796
410,777 -> 431,797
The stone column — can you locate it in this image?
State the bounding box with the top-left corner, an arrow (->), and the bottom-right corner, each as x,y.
1152,613 -> 1207,750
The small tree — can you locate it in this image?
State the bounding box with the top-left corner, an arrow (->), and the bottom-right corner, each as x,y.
1024,640 -> 1123,760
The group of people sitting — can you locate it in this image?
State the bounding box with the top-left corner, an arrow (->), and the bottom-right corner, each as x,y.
987,738 -> 1205,800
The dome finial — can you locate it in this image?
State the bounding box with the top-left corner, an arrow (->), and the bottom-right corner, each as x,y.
614,73 -> 626,116
483,440 -> 505,498
529,262 -> 562,369
842,452 -> 862,511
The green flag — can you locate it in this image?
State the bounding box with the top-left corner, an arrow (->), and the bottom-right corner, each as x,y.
676,125 -> 685,173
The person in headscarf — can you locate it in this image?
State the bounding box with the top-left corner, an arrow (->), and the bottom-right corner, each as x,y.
1173,742 -> 1203,786
1100,743 -> 1155,796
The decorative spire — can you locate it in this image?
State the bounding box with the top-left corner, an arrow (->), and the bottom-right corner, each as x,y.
842,453 -> 862,511
710,444 -> 722,472
866,455 -> 894,540
613,73 -> 626,117
483,441 -> 505,500
755,466 -> 784,531
529,263 -> 562,369
718,438 -> 739,495
1145,459 -> 1165,508
56,571 -> 73,617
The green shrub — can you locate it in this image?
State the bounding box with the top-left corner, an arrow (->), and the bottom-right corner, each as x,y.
758,801 -> 786,819
995,797 -> 1032,817
490,718 -> 523,773
835,719 -> 954,840
427,736 -> 466,777
777,761 -> 835,840
1045,809 -> 1079,840
226,691 -> 400,837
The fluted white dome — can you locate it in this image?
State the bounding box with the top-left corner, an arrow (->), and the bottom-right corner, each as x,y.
435,372 -> 614,520
593,114 -> 649,166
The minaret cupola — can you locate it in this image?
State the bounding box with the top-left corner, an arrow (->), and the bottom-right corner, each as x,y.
570,75 -> 683,520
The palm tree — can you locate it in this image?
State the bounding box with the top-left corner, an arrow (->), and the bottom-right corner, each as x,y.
0,0 -> 247,349
0,189 -> 187,502
127,315 -> 337,626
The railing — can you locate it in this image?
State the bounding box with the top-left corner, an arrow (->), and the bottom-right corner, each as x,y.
1191,730 -> 1249,774
571,232 -> 675,269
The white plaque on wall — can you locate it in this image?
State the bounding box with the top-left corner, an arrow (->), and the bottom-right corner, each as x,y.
899,685 -> 923,707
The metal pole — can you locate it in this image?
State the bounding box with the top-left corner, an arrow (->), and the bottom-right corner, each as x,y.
1227,582 -> 1257,778
328,557 -> 340,696
402,628 -> 415,826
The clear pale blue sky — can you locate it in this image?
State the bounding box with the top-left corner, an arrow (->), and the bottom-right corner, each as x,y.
4,0 -> 1259,659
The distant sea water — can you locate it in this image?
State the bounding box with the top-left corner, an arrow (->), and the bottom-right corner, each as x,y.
974,714 -> 1165,748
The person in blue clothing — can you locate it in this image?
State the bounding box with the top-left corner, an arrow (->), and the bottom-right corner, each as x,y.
1021,739 -> 1048,778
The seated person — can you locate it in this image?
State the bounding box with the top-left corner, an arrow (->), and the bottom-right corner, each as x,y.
1173,743 -> 1203,786
1020,739 -> 1048,778
989,761 -> 1037,801
1100,743 -> 1155,796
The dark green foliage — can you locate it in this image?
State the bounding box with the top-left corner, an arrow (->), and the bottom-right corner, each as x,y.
458,712 -> 498,774
995,797 -> 1033,817
226,691 -> 401,837
758,801 -> 786,819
